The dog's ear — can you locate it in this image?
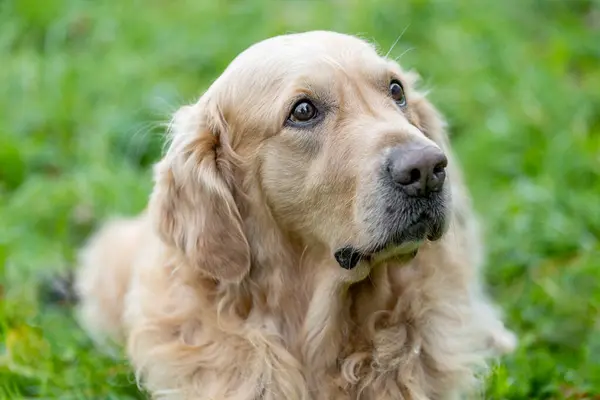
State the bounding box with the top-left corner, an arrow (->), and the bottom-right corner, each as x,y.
404,71 -> 452,153
148,102 -> 250,283
412,96 -> 450,148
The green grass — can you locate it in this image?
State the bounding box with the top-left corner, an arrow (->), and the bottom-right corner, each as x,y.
1,0 -> 599,398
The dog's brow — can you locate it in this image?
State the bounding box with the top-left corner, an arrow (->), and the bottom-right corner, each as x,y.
322,55 -> 348,74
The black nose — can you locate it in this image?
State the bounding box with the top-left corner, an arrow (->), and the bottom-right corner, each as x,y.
387,145 -> 448,197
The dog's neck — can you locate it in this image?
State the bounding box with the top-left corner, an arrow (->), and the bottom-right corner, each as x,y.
191,181 -> 420,385
220,198 -> 383,373
174,196 -> 479,398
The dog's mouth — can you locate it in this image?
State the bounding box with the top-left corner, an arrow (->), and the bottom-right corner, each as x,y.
334,217 -> 445,270
334,240 -> 420,271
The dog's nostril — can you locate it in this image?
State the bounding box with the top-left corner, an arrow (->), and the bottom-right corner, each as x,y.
433,162 -> 445,175
409,168 -> 421,184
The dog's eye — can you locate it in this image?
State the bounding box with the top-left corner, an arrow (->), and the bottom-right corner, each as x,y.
390,80 -> 406,107
289,100 -> 317,123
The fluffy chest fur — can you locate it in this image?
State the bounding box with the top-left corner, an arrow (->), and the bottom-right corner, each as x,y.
122,232 -> 490,400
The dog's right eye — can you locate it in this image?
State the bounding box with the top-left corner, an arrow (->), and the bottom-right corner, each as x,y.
288,100 -> 318,124
390,80 -> 407,107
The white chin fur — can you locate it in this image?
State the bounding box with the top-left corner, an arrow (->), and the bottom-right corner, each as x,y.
370,240 -> 422,266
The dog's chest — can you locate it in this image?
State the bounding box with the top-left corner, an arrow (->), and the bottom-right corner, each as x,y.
267,266 -> 424,399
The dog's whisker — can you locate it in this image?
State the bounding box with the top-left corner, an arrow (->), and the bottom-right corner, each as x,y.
385,24 -> 411,59
394,47 -> 415,62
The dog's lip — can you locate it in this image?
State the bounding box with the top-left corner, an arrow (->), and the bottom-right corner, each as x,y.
334,240 -> 421,270
334,216 -> 444,270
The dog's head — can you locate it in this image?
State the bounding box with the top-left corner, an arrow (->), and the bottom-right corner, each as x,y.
149,31 -> 452,282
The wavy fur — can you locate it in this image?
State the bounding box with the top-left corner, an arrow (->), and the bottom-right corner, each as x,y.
74,31 -> 515,400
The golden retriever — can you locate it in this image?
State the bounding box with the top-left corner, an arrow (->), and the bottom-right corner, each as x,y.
74,30 -> 516,399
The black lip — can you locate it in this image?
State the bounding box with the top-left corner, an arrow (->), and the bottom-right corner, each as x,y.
334,231 -> 425,270
334,246 -> 363,270
333,216 -> 442,270
333,243 -> 420,270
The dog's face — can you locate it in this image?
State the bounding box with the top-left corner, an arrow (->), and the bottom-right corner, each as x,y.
150,31 -> 451,281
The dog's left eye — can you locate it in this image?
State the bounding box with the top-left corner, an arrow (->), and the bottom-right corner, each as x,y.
390,80 -> 407,107
289,100 -> 318,124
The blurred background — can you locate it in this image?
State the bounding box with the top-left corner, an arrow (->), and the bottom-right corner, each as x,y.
1,0 -> 599,398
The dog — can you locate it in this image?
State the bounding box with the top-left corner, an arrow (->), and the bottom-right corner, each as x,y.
74,30 -> 516,399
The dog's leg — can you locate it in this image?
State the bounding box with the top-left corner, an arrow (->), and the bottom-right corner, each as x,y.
73,215 -> 146,353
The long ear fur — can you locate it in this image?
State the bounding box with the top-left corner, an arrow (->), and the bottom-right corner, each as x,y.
401,70 -> 450,150
148,101 -> 250,282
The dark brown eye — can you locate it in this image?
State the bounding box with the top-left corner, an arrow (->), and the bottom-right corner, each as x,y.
289,100 -> 317,123
390,80 -> 406,107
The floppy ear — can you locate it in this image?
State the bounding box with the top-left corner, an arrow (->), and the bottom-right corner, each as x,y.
148,102 -> 251,282
406,86 -> 449,152
409,75 -> 480,236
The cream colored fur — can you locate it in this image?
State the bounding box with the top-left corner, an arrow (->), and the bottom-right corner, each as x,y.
74,31 -> 516,400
